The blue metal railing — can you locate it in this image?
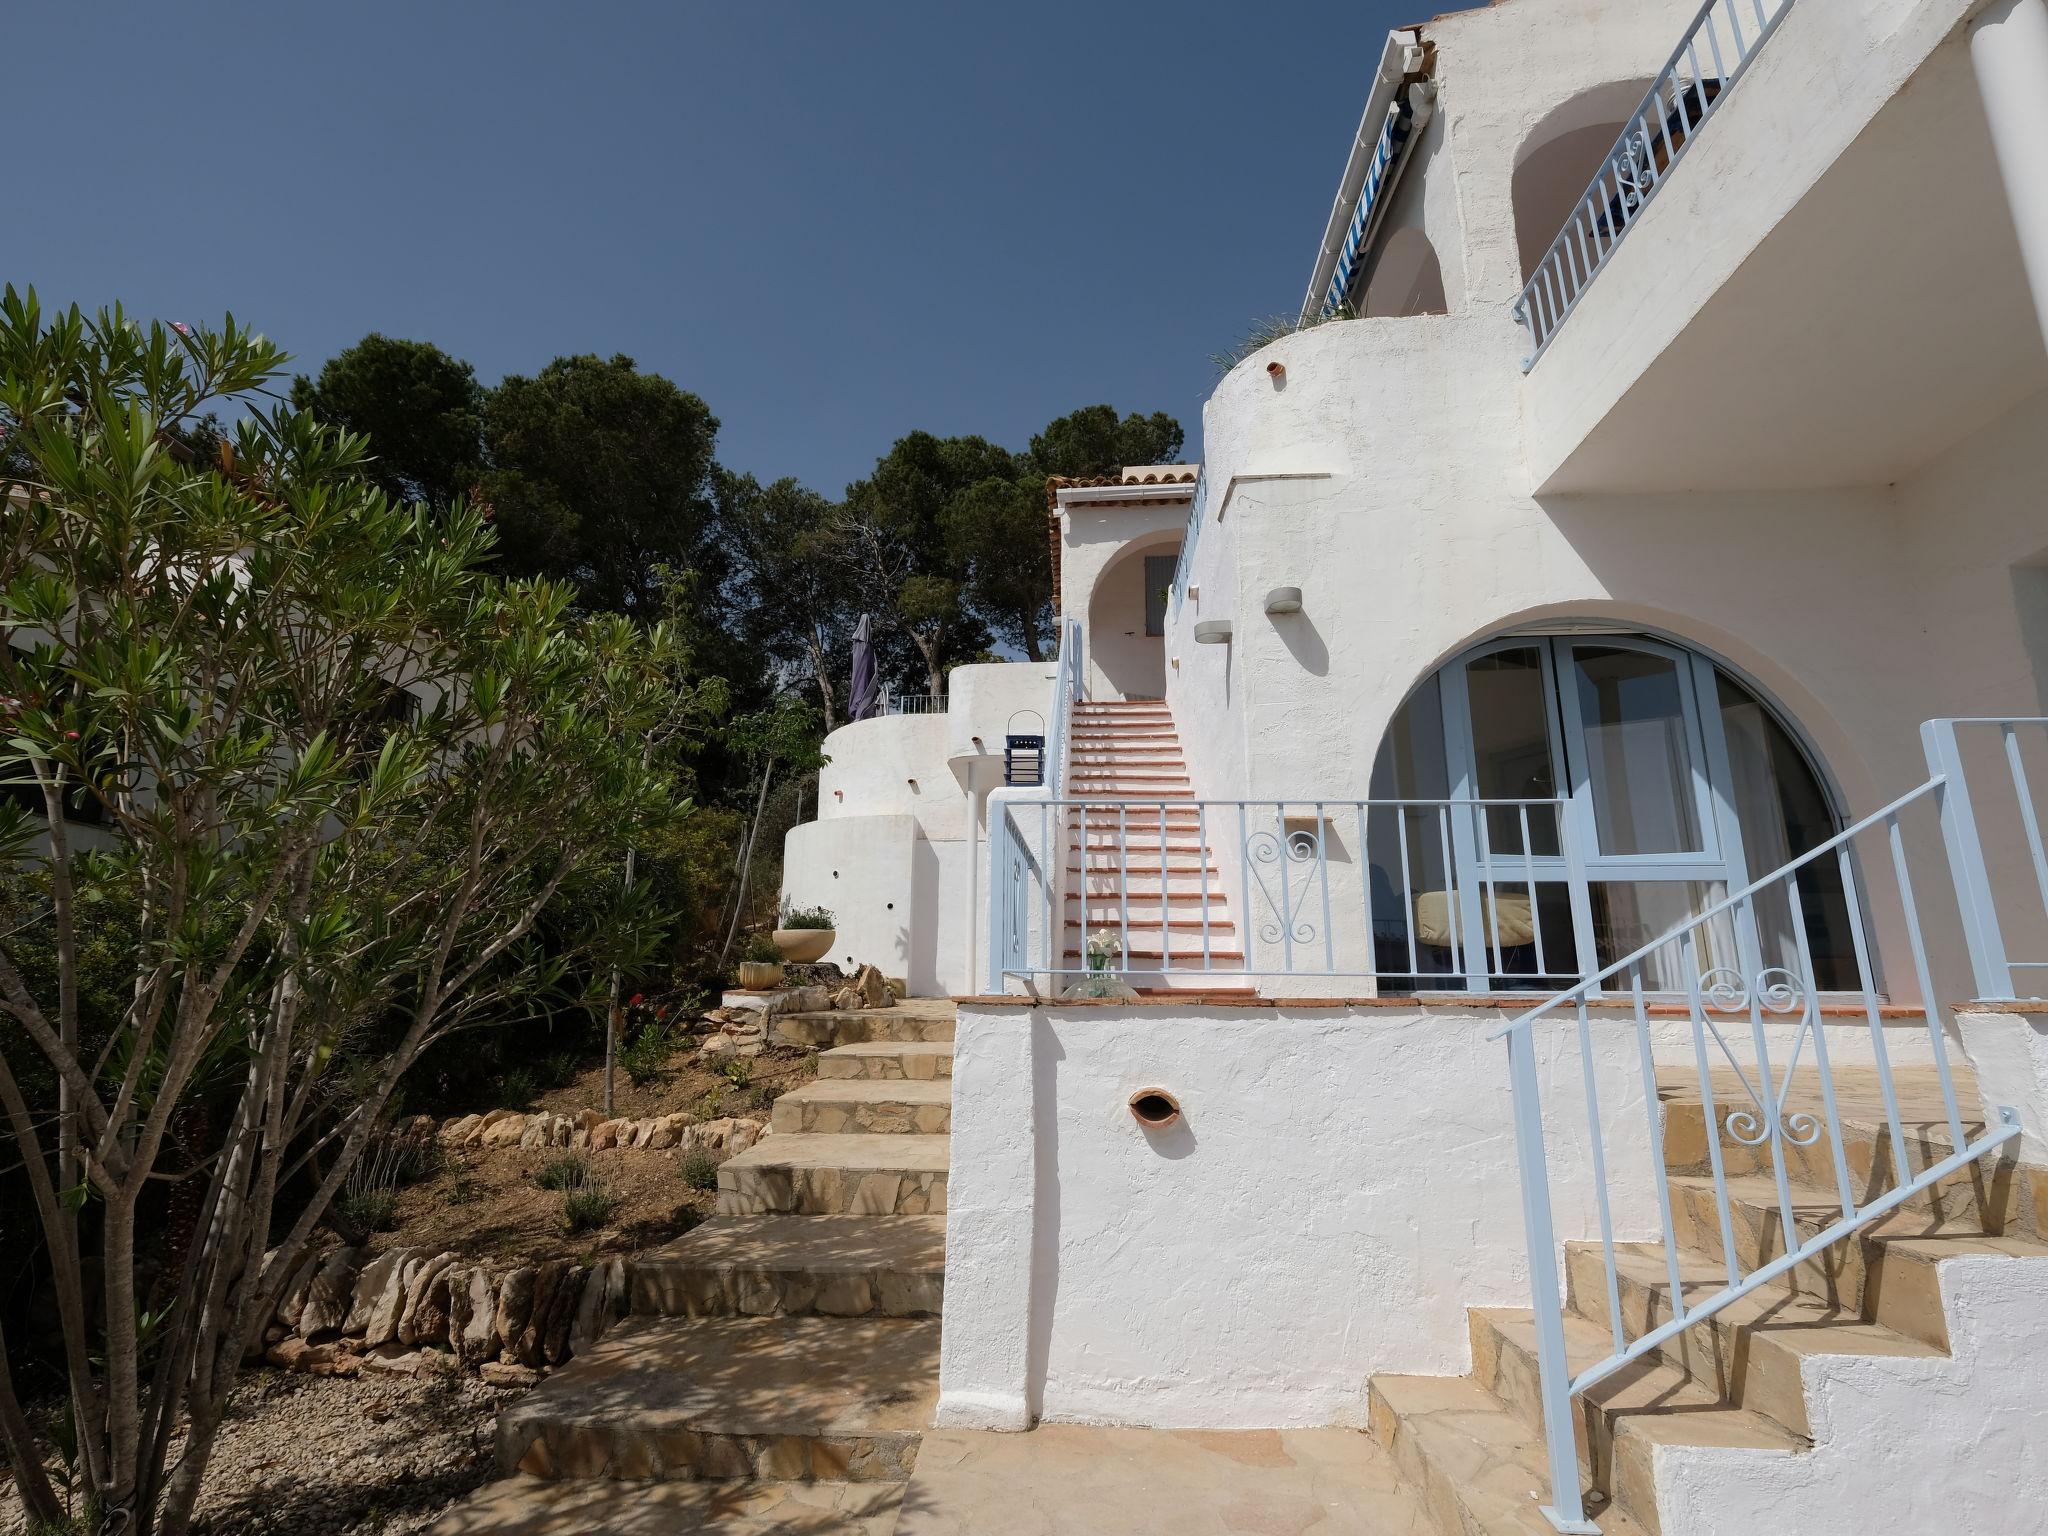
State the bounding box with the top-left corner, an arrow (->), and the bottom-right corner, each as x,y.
1923,717 -> 2048,1002
1496,720 -> 2044,1532
1515,0 -> 1796,369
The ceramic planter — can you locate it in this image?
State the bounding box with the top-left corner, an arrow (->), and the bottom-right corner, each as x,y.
773,927 -> 835,964
736,960 -> 785,990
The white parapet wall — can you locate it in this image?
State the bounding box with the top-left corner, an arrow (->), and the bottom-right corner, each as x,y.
937,997 -> 1662,1430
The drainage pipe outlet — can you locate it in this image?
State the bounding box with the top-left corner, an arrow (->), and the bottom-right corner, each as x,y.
1128,1088 -> 1182,1129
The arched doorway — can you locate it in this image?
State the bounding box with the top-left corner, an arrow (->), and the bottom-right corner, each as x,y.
1087,536 -> 1180,700
1512,81 -> 1656,286
1369,631 -> 1855,994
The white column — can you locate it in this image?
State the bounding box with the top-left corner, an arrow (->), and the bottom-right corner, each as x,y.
1971,0 -> 2048,355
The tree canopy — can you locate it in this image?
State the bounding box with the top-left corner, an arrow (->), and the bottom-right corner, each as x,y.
288,333 -> 484,508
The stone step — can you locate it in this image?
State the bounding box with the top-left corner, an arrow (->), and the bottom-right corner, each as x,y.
773,1079 -> 951,1135
719,1134 -> 950,1216
1662,1173 -> 2048,1346
1657,1082 -> 2026,1234
1465,1307 -> 1801,1534
632,1215 -> 945,1319
429,1476 -> 903,1534
1368,1373 -> 1651,1536
817,1042 -> 954,1082
495,1315 -> 937,1484
1562,1240 -> 1941,1439
774,1009 -> 957,1049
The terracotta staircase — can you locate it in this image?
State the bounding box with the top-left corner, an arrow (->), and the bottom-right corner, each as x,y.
1061,699 -> 1251,993
1367,1065 -> 2048,1534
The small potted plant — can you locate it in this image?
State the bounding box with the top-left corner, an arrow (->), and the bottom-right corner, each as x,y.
1063,930 -> 1135,999
735,933 -> 786,990
773,901 -> 836,964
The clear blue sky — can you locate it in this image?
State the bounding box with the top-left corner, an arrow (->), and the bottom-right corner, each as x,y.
10,2 -> 1458,495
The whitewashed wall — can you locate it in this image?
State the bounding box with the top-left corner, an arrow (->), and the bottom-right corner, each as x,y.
937,1000 -> 1660,1429
782,663 -> 1054,994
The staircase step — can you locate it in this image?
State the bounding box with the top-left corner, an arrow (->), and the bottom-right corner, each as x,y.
430,1476 -> 904,1534
773,1008 -> 956,1050
632,1215 -> 946,1319
1466,1307 -> 1801,1533
495,1315 -> 937,1484
1663,1173 -> 2048,1342
719,1134 -> 950,1216
1563,1241 -> 1939,1439
1368,1372 -> 1651,1536
817,1042 -> 953,1082
773,1079 -> 951,1135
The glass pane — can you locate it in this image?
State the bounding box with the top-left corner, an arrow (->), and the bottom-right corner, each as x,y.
1370,673 -> 1450,799
1368,804 -> 1467,992
1717,674 -> 1855,990
1143,555 -> 1175,637
1571,646 -> 1703,856
1463,648 -> 1561,856
1590,881 -> 1733,989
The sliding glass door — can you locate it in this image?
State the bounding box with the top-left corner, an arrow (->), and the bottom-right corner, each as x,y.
1371,631 -> 1855,995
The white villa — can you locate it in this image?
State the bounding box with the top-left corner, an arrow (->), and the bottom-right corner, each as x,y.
783,0 -> 2048,1522
462,0 -> 2048,1531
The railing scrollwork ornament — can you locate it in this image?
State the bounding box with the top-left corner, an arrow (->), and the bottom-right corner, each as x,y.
1696,964 -> 1823,1147
1245,826 -> 1322,948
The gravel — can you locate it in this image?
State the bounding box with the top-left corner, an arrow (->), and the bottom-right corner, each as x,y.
1,1368 -> 517,1536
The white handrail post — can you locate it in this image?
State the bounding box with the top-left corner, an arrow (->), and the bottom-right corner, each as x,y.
1921,718 -> 2015,999
1506,1025 -> 1598,1534
985,798 -> 1012,994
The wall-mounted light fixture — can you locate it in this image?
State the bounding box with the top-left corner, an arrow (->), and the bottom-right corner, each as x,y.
1193,619 -> 1232,645
1264,586 -> 1303,615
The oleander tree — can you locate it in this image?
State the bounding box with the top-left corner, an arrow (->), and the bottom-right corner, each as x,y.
0,289 -> 697,1536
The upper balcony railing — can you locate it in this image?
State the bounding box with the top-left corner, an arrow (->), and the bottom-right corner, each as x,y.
1514,0 -> 1796,370
1167,468 -> 1210,619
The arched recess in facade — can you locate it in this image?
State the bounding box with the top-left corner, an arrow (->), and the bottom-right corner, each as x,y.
1511,78 -> 1657,286
1359,225 -> 1448,318
1086,533 -> 1182,701
1362,621 -> 1862,997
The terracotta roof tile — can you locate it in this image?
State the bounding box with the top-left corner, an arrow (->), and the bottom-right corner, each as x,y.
1044,466 -> 1199,609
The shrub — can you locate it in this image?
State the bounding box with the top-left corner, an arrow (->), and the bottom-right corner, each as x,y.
539,1050 -> 585,1090
679,1150 -> 720,1191
696,1085 -> 724,1119
778,901 -> 834,930
737,932 -> 784,964
333,1138 -> 408,1239
619,1023 -> 671,1086
720,1057 -> 753,1088
500,1067 -> 541,1108
535,1153 -> 591,1191
446,1174 -> 483,1206
561,1174 -> 619,1234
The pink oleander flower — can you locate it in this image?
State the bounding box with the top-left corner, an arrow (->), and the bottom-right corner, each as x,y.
171,321 -> 191,336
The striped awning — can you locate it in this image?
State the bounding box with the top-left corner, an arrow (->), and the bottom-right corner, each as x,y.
1320,98 -> 1416,319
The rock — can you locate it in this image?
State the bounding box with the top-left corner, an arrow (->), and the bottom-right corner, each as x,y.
631,1119 -> 657,1149
730,1119 -> 763,1155
265,1337 -> 354,1376
590,1119 -> 623,1151
365,1252 -> 428,1346
454,1268 -> 498,1367
518,1117 -> 549,1151
648,1113 -> 687,1150
480,1361 -> 542,1388
265,1337 -> 314,1371
886,977 -> 908,1001
344,1248 -> 414,1336
542,1264 -> 585,1363
399,1252 -> 461,1346
272,1244 -> 329,1331
782,961 -> 846,989
361,1346 -> 435,1378
481,1114 -> 528,1148
518,1262 -> 566,1366
494,1267 -> 536,1357
854,963 -> 890,1009
550,1114 -> 575,1148
601,1258 -> 630,1330
575,1108 -> 605,1134
439,1114 -> 482,1145
299,1247 -> 364,1338
830,986 -> 862,1011
568,1265 -> 608,1357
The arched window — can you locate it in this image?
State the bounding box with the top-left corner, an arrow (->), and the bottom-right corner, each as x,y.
1369,632 -> 1854,994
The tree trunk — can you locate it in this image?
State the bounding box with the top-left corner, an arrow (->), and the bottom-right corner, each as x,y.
716,759 -> 776,973
1020,606 -> 1044,663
